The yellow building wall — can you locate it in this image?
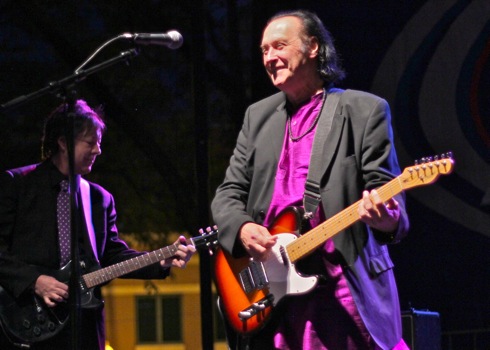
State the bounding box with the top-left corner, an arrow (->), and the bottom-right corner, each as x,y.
101,255 -> 228,350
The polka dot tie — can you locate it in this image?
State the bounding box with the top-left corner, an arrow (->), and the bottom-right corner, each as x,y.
57,180 -> 71,266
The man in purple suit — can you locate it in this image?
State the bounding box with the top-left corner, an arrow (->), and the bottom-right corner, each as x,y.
0,100 -> 195,349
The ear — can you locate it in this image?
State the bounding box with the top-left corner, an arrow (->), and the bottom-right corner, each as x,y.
57,136 -> 67,153
308,37 -> 320,58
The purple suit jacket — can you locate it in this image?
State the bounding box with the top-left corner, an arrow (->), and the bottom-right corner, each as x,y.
0,160 -> 169,348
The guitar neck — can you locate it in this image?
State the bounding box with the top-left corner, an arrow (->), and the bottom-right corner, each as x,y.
80,227 -> 218,289
286,176 -> 403,262
82,242 -> 183,289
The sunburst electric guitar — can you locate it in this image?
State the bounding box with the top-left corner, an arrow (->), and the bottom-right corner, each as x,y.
215,154 -> 455,335
0,227 -> 218,347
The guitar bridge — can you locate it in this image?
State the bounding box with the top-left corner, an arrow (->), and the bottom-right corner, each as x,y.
238,294 -> 274,321
238,259 -> 269,294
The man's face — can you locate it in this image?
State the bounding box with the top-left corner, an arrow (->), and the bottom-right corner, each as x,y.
73,128 -> 102,175
260,16 -> 317,93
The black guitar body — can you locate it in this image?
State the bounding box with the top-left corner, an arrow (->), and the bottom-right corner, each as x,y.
0,261 -> 102,347
0,287 -> 66,347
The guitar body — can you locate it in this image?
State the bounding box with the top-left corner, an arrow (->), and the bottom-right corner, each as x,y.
0,264 -> 73,346
215,207 -> 318,335
0,262 -> 103,346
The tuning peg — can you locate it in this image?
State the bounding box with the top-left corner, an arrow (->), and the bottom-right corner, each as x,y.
206,243 -> 214,256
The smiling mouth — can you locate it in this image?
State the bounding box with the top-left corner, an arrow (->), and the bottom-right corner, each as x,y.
268,67 -> 280,78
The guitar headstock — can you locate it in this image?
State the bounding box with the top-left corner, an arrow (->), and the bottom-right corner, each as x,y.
400,152 -> 454,189
193,226 -> 219,255
400,152 -> 455,190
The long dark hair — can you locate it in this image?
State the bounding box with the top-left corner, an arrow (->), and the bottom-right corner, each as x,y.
41,100 -> 106,159
268,9 -> 346,84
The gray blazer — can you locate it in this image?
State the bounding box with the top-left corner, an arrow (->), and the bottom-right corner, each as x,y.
211,89 -> 409,349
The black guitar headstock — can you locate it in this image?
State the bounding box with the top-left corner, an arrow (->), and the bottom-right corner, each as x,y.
193,226 -> 219,255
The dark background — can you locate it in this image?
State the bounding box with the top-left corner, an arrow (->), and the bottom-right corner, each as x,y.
1,1 -> 489,347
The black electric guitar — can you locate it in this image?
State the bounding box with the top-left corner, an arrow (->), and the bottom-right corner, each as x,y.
0,227 -> 218,347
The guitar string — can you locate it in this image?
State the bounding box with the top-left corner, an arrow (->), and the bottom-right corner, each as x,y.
84,243 -> 180,287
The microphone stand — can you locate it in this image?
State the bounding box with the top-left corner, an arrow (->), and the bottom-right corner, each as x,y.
63,91 -> 82,350
1,48 -> 139,111
1,48 -> 140,350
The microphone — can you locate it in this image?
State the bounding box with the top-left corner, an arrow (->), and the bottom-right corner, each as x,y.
123,30 -> 183,49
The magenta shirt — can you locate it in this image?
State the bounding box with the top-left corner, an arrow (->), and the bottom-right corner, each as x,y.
263,91 -> 324,228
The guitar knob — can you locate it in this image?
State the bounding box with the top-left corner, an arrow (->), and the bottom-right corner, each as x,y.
37,314 -> 46,324
22,319 -> 31,329
48,322 -> 56,332
33,326 -> 41,336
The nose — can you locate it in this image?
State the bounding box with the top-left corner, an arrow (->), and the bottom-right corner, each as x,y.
263,48 -> 278,65
93,143 -> 102,155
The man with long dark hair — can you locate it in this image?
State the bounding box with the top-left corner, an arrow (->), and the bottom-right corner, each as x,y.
212,10 -> 409,349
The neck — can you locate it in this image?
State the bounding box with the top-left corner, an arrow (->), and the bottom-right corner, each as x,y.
285,79 -> 325,107
51,154 -> 69,176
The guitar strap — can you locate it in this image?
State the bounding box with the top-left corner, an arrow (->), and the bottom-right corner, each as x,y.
79,178 -> 100,263
303,87 -> 343,218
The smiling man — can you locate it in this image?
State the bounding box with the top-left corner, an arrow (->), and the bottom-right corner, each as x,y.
212,10 -> 409,350
0,100 -> 195,349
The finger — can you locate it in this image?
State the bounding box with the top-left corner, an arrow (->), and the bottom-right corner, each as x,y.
180,244 -> 196,254
359,192 -> 372,218
253,232 -> 277,247
180,244 -> 195,256
55,282 -> 69,292
56,288 -> 68,299
44,297 -> 56,307
263,236 -> 278,248
369,189 -> 383,204
173,258 -> 186,269
384,197 -> 398,210
45,292 -> 65,306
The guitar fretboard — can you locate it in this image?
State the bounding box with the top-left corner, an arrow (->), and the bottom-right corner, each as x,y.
82,244 -> 180,288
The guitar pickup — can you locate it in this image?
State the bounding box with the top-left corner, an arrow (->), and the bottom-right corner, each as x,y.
238,294 -> 274,321
238,260 -> 269,294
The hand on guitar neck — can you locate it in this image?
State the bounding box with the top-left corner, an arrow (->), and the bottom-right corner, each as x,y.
358,189 -> 401,233
160,235 -> 197,268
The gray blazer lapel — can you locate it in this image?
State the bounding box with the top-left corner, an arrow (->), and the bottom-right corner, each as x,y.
318,101 -> 346,176
267,99 -> 288,163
